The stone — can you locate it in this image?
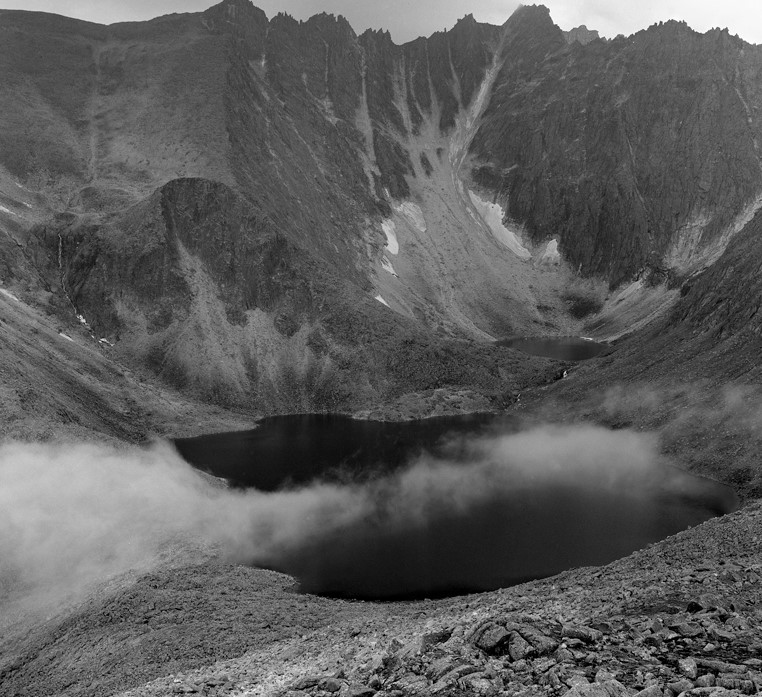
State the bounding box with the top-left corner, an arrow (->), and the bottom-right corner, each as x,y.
347,686 -> 376,697
437,663 -> 480,684
421,629 -> 453,650
520,626 -> 559,655
292,677 -> 323,691
555,648 -> 576,663
595,670 -> 617,683
633,686 -> 662,697
716,676 -> 754,693
459,675 -> 497,694
697,659 -> 747,674
695,674 -> 715,687
562,625 -> 604,644
679,659 -> 699,680
562,679 -> 629,697
672,623 -> 703,638
543,669 -> 563,689
319,678 -> 344,693
666,679 -> 694,694
476,626 -> 510,654
509,632 -> 535,662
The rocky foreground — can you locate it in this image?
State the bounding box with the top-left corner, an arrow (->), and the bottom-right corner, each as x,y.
17,501 -> 744,697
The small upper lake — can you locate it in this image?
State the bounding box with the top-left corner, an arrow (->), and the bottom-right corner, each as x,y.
499,336 -> 606,361
174,414 -> 737,600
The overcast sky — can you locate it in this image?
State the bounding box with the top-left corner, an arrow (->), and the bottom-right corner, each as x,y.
1,1 -> 760,45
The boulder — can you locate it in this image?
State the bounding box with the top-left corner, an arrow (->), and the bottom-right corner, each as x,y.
508,632 -> 536,661
562,625 -> 604,644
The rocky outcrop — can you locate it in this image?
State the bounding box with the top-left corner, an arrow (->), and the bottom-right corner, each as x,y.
564,25 -> 601,45
27,178 -> 558,411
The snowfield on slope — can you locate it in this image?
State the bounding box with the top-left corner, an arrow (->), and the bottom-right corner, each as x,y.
382,220 -> 399,255
468,190 -> 531,259
394,201 -> 427,232
0,288 -> 20,302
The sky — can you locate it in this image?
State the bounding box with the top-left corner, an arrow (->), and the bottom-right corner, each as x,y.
0,0 -> 760,45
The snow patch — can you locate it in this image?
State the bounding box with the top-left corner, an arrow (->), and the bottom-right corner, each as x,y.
0,288 -> 20,302
540,239 -> 561,265
468,190 -> 531,260
666,192 -> 762,274
382,220 -> 399,255
381,256 -> 398,277
0,205 -> 16,216
613,279 -> 644,305
99,338 -> 114,347
394,202 -> 426,232
59,333 -> 74,342
374,294 -> 390,307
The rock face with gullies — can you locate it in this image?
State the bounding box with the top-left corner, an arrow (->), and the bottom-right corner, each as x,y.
470,13 -> 762,287
4,0 -> 762,414
27,178 -> 555,412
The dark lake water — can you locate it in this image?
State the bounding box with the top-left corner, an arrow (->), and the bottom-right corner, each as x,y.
499,336 -> 606,360
174,414 -> 737,600
174,413 -> 496,490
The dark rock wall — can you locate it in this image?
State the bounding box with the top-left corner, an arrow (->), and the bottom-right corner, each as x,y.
471,14 -> 762,286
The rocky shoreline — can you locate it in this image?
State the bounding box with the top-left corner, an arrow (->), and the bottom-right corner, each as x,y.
75,502 -> 760,697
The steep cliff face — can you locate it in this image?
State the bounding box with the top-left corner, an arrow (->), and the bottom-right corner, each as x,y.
471,15 -> 762,286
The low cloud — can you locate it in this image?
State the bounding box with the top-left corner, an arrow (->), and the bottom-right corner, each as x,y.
0,425 -> 735,610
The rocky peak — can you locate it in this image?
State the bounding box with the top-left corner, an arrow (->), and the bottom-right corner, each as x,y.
359,26 -> 395,45
209,0 -> 258,18
564,25 -> 600,45
453,13 -> 478,29
202,0 -> 267,31
202,0 -> 267,58
507,4 -> 555,28
303,12 -> 356,41
498,3 -> 565,66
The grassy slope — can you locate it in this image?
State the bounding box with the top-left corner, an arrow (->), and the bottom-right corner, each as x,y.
0,289 -> 254,443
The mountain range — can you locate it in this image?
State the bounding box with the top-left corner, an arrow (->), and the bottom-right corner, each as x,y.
3,3 -> 762,694
2,0 -> 762,430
